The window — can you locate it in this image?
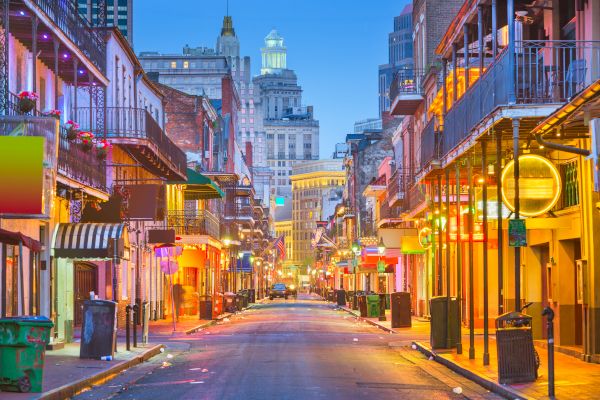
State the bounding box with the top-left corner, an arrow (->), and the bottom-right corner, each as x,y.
170,61 -> 177,68
183,61 -> 189,69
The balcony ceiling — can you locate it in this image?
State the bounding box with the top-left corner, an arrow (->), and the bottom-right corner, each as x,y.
390,94 -> 424,116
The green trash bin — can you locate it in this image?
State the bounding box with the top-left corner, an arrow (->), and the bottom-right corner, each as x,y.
366,295 -> 380,318
0,316 -> 54,393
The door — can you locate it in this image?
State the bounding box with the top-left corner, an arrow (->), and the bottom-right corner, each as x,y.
74,263 -> 97,326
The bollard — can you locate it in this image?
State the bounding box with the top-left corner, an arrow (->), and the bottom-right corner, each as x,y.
125,305 -> 132,351
542,306 -> 555,399
378,293 -> 387,321
132,304 -> 139,348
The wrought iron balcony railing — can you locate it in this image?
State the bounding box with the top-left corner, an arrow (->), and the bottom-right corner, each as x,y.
57,126 -> 107,192
386,169 -> 408,208
442,40 -> 600,160
389,68 -> 427,99
77,107 -> 187,176
31,0 -> 106,73
420,117 -> 441,171
404,184 -> 427,213
167,210 -> 220,238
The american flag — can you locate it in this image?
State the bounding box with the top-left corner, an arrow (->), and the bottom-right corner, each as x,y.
274,235 -> 286,259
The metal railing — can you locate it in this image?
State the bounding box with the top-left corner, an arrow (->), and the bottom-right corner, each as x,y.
554,160 -> 580,210
32,0 -> 106,73
420,117 -> 440,170
167,210 -> 220,238
442,40 -> 600,159
224,204 -> 254,219
389,68 -> 427,100
57,126 -> 107,192
386,169 -> 408,207
404,184 -> 427,213
77,107 -> 186,175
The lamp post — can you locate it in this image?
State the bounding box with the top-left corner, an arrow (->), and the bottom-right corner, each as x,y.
352,242 -> 360,292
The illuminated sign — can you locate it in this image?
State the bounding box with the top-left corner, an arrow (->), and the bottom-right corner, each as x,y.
275,196 -> 285,206
501,155 -> 561,217
418,227 -> 432,249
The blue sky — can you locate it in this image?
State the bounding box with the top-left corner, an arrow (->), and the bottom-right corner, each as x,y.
134,0 -> 408,156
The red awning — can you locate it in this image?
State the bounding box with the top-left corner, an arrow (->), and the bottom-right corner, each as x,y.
0,228 -> 41,251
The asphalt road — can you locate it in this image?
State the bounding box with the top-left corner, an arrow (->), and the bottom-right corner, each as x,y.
76,294 -> 501,400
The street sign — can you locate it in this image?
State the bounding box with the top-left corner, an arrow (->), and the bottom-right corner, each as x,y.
508,219 -> 527,247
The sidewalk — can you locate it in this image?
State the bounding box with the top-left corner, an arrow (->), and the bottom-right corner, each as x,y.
0,308 -> 245,399
334,302 -> 600,400
1,342 -> 163,400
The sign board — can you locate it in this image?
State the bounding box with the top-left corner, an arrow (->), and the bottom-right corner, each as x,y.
501,155 -> 561,217
275,196 -> 285,206
148,229 -> 176,244
508,219 -> 527,247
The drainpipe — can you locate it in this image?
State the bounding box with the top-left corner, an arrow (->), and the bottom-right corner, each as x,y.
534,133 -> 590,156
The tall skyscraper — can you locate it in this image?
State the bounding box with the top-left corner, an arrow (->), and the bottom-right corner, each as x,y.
253,30 -> 319,200
378,5 -> 413,114
78,0 -> 133,44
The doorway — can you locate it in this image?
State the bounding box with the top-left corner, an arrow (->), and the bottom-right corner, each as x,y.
74,262 -> 97,326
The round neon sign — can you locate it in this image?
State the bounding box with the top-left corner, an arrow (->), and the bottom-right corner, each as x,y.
418,227 -> 432,249
501,155 -> 561,217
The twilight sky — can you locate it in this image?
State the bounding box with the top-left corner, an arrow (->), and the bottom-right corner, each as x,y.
134,0 -> 408,157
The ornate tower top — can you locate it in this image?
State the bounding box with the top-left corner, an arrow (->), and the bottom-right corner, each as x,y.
261,30 -> 287,75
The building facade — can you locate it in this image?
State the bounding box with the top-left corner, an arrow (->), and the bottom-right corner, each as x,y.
291,160 -> 345,267
254,30 -> 319,200
378,4 -> 413,115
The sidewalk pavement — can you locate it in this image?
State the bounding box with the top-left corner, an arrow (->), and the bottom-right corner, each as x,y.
334,302 -> 600,400
0,306 -> 249,400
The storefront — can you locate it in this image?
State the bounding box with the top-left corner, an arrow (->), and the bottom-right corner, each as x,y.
51,222 -> 130,342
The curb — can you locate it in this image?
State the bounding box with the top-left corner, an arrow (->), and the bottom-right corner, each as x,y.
39,344 -> 164,400
335,304 -> 396,334
184,320 -> 216,335
412,341 -> 534,400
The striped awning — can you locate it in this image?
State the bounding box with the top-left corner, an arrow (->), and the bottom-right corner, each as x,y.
52,223 -> 130,260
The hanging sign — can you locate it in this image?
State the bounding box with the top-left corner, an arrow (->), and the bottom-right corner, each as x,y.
377,260 -> 386,273
160,260 -> 179,275
501,155 -> 561,217
508,219 -> 527,247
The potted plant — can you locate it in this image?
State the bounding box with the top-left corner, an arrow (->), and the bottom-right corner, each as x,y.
96,139 -> 112,160
78,131 -> 94,152
64,120 -> 80,141
43,109 -> 61,120
17,91 -> 38,113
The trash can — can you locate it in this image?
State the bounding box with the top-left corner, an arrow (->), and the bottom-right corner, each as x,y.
248,289 -> 256,303
224,292 -> 237,313
429,296 -> 460,349
366,295 -> 380,318
80,300 -> 117,360
496,311 -> 538,384
353,291 -> 364,311
357,294 -> 368,317
239,290 -> 249,309
327,290 -> 335,302
213,294 -> 224,319
199,295 -> 213,320
390,292 -> 412,328
0,316 -> 53,393
336,289 -> 346,306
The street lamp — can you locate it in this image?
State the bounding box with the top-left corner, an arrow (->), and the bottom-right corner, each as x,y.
377,237 -> 386,255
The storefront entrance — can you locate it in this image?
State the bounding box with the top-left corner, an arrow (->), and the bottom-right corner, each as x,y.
74,262 -> 97,326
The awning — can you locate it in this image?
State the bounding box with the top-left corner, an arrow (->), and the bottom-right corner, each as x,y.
52,223 -> 130,259
0,228 -> 41,252
170,169 -> 224,200
401,236 -> 426,255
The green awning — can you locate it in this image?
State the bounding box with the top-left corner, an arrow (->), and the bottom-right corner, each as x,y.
170,169 -> 225,200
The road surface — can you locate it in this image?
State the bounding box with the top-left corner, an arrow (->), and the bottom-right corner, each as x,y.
76,294 -> 500,400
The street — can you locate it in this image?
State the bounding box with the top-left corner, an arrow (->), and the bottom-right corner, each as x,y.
75,295 -> 499,400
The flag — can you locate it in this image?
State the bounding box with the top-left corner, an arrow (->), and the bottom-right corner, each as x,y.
274,235 -> 286,259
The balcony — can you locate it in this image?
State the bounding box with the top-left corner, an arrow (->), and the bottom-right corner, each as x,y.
404,184 -> 427,214
442,40 -> 600,161
167,210 -> 220,238
386,169 -> 409,208
57,126 -> 107,194
419,118 -> 441,172
224,203 -> 255,223
77,107 -> 186,180
389,69 -> 426,116
9,0 -> 106,81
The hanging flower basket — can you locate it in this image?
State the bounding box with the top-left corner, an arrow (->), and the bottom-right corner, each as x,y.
96,139 -> 112,161
17,91 -> 38,113
78,131 -> 94,152
65,120 -> 80,141
43,109 -> 61,120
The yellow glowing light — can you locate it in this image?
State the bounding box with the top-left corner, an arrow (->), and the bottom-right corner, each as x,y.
501,154 -> 561,217
418,227 -> 432,249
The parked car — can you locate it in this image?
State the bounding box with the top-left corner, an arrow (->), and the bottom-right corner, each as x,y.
269,283 -> 288,300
